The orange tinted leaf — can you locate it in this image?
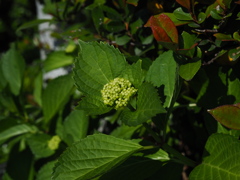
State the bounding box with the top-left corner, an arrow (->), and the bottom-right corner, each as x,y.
145,13 -> 178,44
208,104 -> 240,130
176,0 -> 191,11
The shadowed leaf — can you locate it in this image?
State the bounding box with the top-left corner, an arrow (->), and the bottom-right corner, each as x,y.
208,103 -> 240,130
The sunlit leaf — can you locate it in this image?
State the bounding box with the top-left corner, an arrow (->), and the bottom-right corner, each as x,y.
179,60 -> 201,81
120,83 -> 166,126
208,103 -> 240,130
146,51 -> 177,107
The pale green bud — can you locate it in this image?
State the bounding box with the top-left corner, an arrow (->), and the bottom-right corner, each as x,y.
101,78 -> 137,109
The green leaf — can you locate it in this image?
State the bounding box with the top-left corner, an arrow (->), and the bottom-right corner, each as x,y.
208,103 -> 240,130
43,51 -> 73,72
91,6 -> 104,32
52,134 -> 142,180
33,72 -> 43,106
189,133 -> 240,179
42,74 -> 74,125
120,83 -> 166,126
0,124 -> 37,143
111,125 -> 143,139
27,133 -> 54,158
179,60 -> 201,81
99,148 -> 169,180
198,12 -> 207,23
73,40 -> 127,96
164,13 -> 190,26
178,31 -> 197,57
213,33 -> 234,41
1,45 -> 26,96
173,7 -> 193,21
146,51 -> 177,107
120,60 -> 145,88
63,110 -> 89,145
36,161 -> 56,180
126,0 -> 139,6
16,19 -> 53,32
0,60 -> 7,91
77,96 -> 112,115
228,47 -> 240,61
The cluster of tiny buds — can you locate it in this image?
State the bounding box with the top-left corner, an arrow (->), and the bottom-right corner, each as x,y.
101,78 -> 138,109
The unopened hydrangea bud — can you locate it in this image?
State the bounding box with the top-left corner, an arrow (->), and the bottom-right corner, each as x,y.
101,78 -> 137,109
48,135 -> 61,150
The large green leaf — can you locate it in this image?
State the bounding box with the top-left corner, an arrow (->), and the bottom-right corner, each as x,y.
208,103 -> 240,130
99,149 -> 169,180
1,45 -> 25,96
73,40 -> 127,96
44,51 -> 73,72
146,51 -> 177,108
189,133 -> 240,179
36,161 -> 56,180
52,134 -> 142,180
0,124 -> 37,143
63,110 -> 89,145
42,74 -> 74,125
120,83 -> 166,126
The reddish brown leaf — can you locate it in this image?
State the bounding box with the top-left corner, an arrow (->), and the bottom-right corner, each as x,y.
176,0 -> 191,11
208,103 -> 240,130
145,13 -> 178,44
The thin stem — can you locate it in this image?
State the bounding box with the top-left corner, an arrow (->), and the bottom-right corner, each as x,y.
162,143 -> 197,167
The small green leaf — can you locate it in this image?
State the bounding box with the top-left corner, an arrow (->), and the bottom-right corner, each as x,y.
173,7 -> 193,21
214,33 -> 234,41
179,60 -> 201,81
208,103 -> 240,130
228,47 -> 240,61
42,75 -> 74,125
146,51 -> 177,107
120,60 -> 145,88
36,161 -> 56,180
178,31 -> 197,57
73,40 -> 127,96
63,110 -> 89,145
110,125 -> 143,139
120,83 -> 166,126
126,0 -> 139,6
27,134 -> 54,158
44,51 -> 73,72
1,45 -> 26,96
16,19 -> 53,32
77,96 -> 112,115
189,133 -> 240,179
0,124 -> 37,143
198,12 -> 207,23
52,134 -> 142,180
164,13 -> 190,26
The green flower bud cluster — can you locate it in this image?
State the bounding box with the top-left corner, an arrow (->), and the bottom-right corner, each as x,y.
101,78 -> 137,109
48,135 -> 61,150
